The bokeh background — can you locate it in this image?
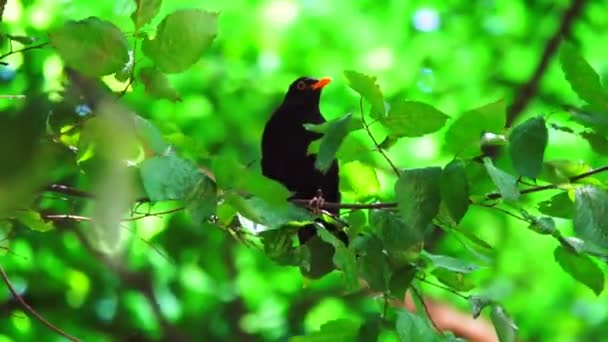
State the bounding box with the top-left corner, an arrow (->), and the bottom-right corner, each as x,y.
1,0 -> 608,341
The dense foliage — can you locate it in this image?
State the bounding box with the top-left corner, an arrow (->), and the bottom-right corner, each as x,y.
1,0 -> 607,341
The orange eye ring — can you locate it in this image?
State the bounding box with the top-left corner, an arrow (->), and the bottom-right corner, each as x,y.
296,81 -> 307,90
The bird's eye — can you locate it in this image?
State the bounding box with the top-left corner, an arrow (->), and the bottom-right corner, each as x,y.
296,81 -> 307,90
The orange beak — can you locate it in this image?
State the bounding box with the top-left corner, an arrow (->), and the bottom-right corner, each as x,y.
311,77 -> 331,90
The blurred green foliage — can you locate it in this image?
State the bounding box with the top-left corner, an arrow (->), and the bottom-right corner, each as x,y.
1,0 -> 608,341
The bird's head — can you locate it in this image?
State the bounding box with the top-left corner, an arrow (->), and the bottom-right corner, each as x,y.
282,76 -> 331,108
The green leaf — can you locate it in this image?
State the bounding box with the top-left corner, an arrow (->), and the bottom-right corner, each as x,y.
425,252 -> 481,273
432,268 -> 474,292
314,113 -> 352,172
369,210 -> 423,255
139,155 -> 216,222
528,217 -> 557,235
227,194 -> 313,231
382,100 -> 449,137
353,235 -> 390,292
581,130 -> 608,155
573,185 -> 608,248
49,17 -> 129,76
565,106 -> 608,134
445,99 -> 506,158
343,70 -> 385,118
261,229 -> 309,267
212,156 -> 292,206
15,210 -> 54,232
560,42 -> 608,110
537,192 -> 574,219
490,305 -> 518,342
291,319 -> 360,342
508,117 -> 548,178
131,0 -> 162,30
132,115 -> 170,155
389,265 -> 417,299
554,246 -> 604,295
138,66 -> 181,102
357,315 -> 381,342
396,310 -> 438,342
395,167 -> 442,232
468,295 -> 492,318
142,9 -> 218,73
440,159 -> 469,224
483,158 -> 520,202
317,228 -> 359,291
342,161 -> 380,200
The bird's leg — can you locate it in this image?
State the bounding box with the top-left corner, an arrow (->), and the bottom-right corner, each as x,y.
308,189 -> 325,215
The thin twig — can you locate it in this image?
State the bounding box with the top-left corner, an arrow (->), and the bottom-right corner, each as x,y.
409,286 -> 442,334
0,42 -> 48,61
0,265 -> 80,341
359,97 -> 401,176
416,275 -> 470,300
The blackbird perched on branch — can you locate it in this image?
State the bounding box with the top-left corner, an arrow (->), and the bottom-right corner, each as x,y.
261,76 -> 347,245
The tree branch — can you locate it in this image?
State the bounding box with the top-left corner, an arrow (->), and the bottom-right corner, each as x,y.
0,42 -> 48,61
359,97 -> 401,176
506,0 -> 586,127
0,265 -> 80,341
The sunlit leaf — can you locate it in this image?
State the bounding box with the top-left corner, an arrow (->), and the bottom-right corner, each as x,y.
228,194 -> 313,231
343,70 -> 385,118
213,156 -> 292,206
432,268 -> 474,291
49,17 -> 129,76
540,160 -> 592,185
445,99 -> 506,158
425,252 -> 481,273
573,185 -> 608,248
509,117 -> 548,178
15,210 -> 54,232
554,246 -> 604,295
131,0 -> 162,29
382,100 -> 449,137
483,158 -> 520,202
342,160 -> 380,200
142,10 -> 218,73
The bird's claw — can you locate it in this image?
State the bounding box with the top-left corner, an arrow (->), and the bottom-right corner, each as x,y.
308,189 -> 325,215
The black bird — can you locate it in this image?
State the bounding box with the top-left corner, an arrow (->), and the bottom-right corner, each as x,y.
261,76 -> 346,245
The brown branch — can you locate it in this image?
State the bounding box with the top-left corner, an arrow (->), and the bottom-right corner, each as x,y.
0,265 -> 80,341
485,164 -> 608,200
506,0 -> 587,127
44,184 -> 95,199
